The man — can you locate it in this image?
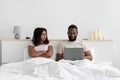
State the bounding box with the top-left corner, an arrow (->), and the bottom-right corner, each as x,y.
56,24 -> 93,61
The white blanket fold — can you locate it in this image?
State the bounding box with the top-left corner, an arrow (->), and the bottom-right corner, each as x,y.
0,58 -> 120,80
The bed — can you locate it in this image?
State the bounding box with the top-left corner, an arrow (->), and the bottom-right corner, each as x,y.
0,40 -> 120,80
0,58 -> 120,80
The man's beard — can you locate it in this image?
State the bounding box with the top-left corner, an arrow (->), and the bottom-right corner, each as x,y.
68,36 -> 77,41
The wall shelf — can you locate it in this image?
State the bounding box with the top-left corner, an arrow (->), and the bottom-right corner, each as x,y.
0,39 -> 113,42
83,40 -> 113,42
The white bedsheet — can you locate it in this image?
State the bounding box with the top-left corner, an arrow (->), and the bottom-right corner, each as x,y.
0,57 -> 120,80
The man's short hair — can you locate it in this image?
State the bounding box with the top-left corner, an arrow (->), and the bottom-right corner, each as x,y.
68,24 -> 78,31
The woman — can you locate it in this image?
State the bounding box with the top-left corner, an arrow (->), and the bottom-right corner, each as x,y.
28,27 -> 53,58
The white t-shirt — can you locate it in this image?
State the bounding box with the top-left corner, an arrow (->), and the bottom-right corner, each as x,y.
30,42 -> 52,52
57,40 -> 89,54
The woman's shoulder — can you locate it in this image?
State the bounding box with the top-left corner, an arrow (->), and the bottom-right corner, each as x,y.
48,42 -> 53,46
28,41 -> 34,46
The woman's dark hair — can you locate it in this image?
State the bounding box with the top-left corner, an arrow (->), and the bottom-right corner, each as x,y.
32,27 -> 49,46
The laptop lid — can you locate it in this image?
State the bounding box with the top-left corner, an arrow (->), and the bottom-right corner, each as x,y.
64,48 -> 84,60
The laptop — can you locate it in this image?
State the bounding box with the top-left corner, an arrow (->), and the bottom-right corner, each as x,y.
64,48 -> 84,60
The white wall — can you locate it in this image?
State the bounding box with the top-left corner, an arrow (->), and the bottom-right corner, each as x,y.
0,0 -> 120,68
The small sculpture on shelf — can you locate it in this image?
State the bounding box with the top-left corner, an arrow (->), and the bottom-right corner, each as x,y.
13,26 -> 21,39
91,29 -> 101,40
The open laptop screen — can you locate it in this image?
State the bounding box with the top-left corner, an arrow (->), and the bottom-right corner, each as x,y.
64,48 -> 84,60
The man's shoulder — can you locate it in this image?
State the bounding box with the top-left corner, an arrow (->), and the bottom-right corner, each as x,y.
73,40 -> 86,43
58,40 -> 87,44
58,40 -> 68,45
59,40 -> 86,43
59,40 -> 68,43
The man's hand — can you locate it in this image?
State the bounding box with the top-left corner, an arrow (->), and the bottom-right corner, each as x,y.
56,53 -> 63,61
84,50 -> 93,61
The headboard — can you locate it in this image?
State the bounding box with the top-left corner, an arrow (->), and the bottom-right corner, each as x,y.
1,39 -> 113,64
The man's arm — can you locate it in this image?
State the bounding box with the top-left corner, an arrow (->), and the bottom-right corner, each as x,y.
84,50 -> 93,61
56,53 -> 63,61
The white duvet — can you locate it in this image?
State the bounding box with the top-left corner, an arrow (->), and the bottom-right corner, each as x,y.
0,57 -> 120,80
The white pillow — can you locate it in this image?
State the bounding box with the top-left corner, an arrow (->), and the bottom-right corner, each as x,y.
23,48 -> 31,60
50,49 -> 57,60
50,41 -> 59,60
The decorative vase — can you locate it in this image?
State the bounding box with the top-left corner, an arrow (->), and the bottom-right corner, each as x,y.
15,33 -> 20,39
